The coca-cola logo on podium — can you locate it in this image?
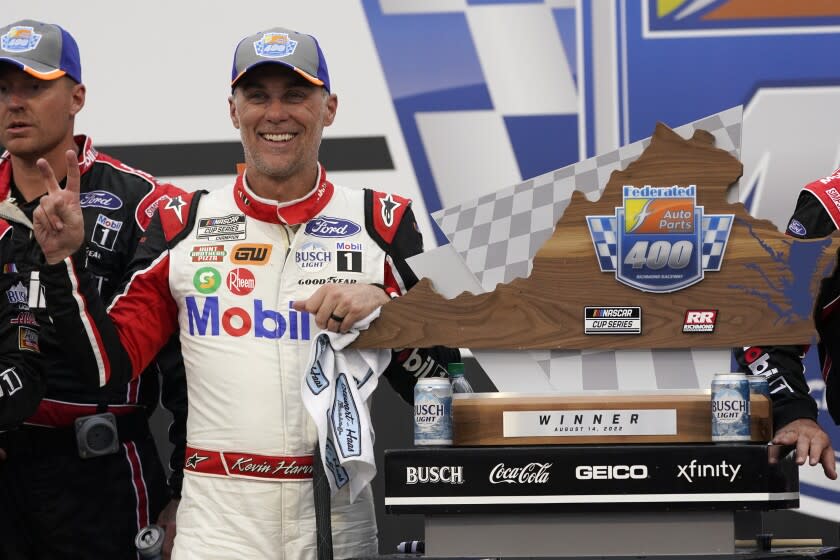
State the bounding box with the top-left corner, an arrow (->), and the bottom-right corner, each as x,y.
489,462 -> 552,484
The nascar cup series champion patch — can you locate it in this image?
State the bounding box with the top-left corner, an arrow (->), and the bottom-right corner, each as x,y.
587,185 -> 733,293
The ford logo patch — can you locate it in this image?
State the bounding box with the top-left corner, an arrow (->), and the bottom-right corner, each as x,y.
80,190 -> 123,210
304,217 -> 361,238
787,219 -> 806,237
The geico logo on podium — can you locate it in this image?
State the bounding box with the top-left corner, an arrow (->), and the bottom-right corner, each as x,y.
575,465 -> 648,480
489,462 -> 552,484
405,466 -> 464,485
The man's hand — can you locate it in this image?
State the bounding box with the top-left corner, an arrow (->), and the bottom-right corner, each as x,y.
32,150 -> 85,265
156,498 -> 179,560
292,284 -> 390,332
0,448 -> 6,461
773,418 -> 837,480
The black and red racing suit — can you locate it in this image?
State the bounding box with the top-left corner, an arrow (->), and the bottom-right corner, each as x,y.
756,168 -> 840,425
0,136 -> 187,559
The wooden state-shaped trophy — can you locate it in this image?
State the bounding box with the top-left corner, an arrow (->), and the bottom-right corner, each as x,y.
356,107 -> 839,557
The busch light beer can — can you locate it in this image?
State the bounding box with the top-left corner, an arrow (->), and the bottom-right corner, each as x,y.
711,372 -> 751,442
414,378 -> 452,446
748,375 -> 770,398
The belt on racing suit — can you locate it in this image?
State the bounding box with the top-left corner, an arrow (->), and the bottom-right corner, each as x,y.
183,445 -> 314,481
0,410 -> 150,457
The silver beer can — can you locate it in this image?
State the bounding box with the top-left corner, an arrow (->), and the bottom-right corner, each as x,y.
414,378 -> 452,446
711,372 -> 751,442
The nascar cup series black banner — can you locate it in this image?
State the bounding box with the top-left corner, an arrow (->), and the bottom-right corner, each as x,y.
384,445 -> 798,514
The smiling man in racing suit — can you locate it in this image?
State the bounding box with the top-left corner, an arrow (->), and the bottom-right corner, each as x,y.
33,26 -> 455,559
734,168 -> 840,481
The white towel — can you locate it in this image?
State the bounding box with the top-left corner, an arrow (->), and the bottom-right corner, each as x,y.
301,308 -> 391,501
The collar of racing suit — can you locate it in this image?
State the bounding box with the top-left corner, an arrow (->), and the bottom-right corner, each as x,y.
0,134 -> 97,203
233,163 -> 335,225
0,135 -> 96,228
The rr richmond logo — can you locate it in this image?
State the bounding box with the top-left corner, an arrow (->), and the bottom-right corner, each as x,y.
406,466 -> 463,485
683,309 -> 717,333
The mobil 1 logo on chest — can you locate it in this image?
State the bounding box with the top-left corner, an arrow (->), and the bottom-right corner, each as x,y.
335,241 -> 362,273
91,214 -> 123,251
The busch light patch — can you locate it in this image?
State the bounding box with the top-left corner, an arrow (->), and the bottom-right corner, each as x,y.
79,190 -> 123,210
295,241 -> 331,271
1,26 -> 41,53
305,217 -> 361,238
331,374 -> 362,458
587,185 -> 733,293
6,281 -> 26,305
254,32 -> 297,59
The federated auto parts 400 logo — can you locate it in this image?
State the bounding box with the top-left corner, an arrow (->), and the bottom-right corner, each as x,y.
587,185 -> 733,293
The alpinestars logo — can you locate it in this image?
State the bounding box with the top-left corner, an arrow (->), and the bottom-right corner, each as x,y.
185,452 -> 208,469
379,193 -> 401,227
165,195 -> 187,223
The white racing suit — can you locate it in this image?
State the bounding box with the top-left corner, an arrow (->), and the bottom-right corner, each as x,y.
40,165 -> 455,558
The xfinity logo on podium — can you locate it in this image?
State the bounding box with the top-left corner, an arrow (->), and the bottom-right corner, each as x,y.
575,465 -> 648,480
489,462 -> 552,484
405,466 -> 464,485
677,460 -> 741,483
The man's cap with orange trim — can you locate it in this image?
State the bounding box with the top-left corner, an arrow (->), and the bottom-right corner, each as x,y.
0,19 -> 81,83
231,27 -> 329,92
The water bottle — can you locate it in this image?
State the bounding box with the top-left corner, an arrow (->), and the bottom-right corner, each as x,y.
448,362 -> 473,394
135,524 -> 165,559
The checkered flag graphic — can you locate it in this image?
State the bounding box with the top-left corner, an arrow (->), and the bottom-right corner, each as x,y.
432,106 -> 743,292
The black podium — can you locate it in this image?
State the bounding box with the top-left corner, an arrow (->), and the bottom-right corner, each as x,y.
384,444 -> 799,557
